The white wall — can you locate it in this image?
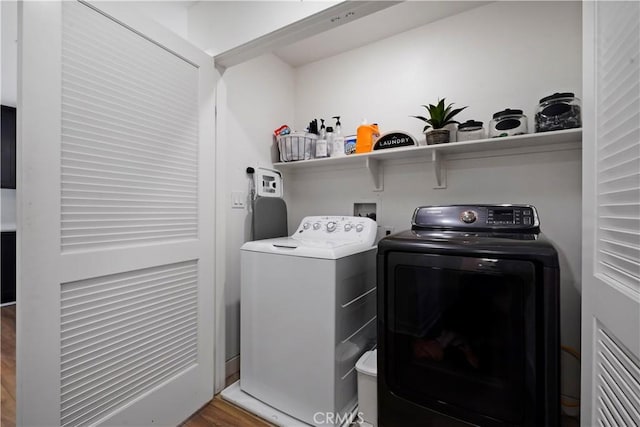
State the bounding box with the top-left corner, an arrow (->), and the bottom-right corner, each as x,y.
186,0 -> 338,364
287,1 -> 583,400
127,1 -> 190,39
188,1 -> 337,55
294,1 -> 582,136
217,54 -> 296,360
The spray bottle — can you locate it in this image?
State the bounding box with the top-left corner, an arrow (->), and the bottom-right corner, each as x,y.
330,116 -> 346,157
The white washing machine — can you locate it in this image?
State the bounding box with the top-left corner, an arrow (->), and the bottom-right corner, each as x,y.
226,216 -> 377,426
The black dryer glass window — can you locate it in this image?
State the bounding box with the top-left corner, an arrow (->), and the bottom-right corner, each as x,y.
384,253 -> 537,424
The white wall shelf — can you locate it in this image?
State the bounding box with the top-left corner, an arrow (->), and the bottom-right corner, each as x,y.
273,128 -> 582,190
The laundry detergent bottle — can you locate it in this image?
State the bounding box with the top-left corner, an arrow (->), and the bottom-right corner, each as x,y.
356,119 -> 377,154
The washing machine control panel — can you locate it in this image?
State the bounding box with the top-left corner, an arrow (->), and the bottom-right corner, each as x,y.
412,205 -> 539,230
294,216 -> 377,244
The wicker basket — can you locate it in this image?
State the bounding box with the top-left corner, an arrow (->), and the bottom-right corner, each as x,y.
277,133 -> 317,162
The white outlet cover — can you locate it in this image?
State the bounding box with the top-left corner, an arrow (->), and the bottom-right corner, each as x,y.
231,191 -> 246,209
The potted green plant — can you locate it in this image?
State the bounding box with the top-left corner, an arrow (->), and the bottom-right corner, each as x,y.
412,98 -> 468,145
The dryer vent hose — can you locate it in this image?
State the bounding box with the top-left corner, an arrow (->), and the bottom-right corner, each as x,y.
560,345 -> 581,413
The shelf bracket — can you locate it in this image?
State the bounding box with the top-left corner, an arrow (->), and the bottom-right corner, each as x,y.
366,158 -> 383,192
432,150 -> 447,189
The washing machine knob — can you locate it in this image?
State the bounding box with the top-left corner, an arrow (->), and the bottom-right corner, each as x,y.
344,224 -> 353,232
355,224 -> 364,232
313,223 -> 321,230
303,222 -> 310,230
461,210 -> 477,224
326,221 -> 337,232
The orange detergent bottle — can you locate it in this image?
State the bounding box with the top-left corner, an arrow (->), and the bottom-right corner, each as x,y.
355,119 -> 378,154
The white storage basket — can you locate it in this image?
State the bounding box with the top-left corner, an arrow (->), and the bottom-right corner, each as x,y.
277,133 -> 317,162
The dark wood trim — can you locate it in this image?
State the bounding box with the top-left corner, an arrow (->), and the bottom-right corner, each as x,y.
1,231 -> 16,304
1,105 -> 17,189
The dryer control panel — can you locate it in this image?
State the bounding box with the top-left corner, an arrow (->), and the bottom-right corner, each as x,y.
486,206 -> 536,226
293,216 -> 377,246
412,205 -> 540,231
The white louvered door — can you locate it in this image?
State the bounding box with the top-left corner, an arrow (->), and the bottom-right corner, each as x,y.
582,1 -> 640,425
18,1 -> 216,425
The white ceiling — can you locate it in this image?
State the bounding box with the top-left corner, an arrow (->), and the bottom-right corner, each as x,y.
273,1 -> 489,68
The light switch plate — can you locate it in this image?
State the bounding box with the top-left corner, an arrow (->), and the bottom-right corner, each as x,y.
231,191 -> 246,209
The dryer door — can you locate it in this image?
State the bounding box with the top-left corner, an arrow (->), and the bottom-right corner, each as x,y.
381,252 -> 540,425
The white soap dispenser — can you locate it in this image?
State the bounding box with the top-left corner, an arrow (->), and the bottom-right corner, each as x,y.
330,116 -> 346,157
315,119 -> 328,158
325,126 -> 334,157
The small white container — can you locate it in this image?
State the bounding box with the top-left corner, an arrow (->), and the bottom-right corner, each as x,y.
330,135 -> 346,157
456,120 -> 485,141
356,350 -> 377,427
315,138 -> 328,158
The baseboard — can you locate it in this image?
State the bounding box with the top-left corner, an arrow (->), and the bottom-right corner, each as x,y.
225,355 -> 240,378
